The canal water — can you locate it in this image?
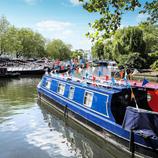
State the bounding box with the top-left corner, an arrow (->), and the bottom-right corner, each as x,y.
0,77 -> 130,158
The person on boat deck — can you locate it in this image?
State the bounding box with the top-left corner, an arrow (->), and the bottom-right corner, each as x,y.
61,65 -> 65,70
119,70 -> 125,79
67,65 -> 73,76
126,69 -> 132,80
119,69 -> 132,80
47,67 -> 51,74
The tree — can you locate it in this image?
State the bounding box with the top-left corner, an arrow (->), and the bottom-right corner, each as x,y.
119,53 -> 146,69
151,59 -> 158,71
17,28 -> 46,58
138,22 -> 158,69
139,23 -> 158,53
46,39 -> 71,60
0,16 -> 10,55
71,50 -> 83,59
30,32 -> 46,58
91,40 -> 104,59
112,41 -> 124,62
100,26 -> 150,68
5,26 -> 22,57
80,0 -> 158,41
141,0 -> 158,24
120,27 -> 146,54
103,40 -> 113,60
111,27 -> 146,55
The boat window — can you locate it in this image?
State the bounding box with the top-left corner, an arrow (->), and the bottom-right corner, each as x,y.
57,83 -> 65,95
68,86 -> 75,100
84,92 -> 93,107
45,80 -> 51,89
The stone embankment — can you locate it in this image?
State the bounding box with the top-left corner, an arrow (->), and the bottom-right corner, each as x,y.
133,71 -> 158,82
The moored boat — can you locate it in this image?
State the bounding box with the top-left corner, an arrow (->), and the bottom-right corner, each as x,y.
37,73 -> 158,157
128,80 -> 158,112
0,67 -> 20,78
95,75 -> 158,113
109,78 -> 158,112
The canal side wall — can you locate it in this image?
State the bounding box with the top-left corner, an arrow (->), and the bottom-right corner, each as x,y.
133,72 -> 158,82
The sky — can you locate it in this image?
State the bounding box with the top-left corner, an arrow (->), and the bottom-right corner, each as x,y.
0,0 -> 149,50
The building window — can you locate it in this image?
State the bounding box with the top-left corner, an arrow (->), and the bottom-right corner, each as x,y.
84,92 -> 93,107
45,80 -> 51,89
68,86 -> 75,100
57,83 -> 65,95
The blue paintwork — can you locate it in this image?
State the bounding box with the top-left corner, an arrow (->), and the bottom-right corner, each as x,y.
73,87 -> 84,105
50,80 -> 58,92
91,93 -> 108,115
37,75 -> 158,152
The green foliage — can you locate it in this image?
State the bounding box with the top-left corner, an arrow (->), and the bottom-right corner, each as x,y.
112,41 -> 124,62
0,16 -> 10,55
117,53 -> 147,69
139,22 -> 158,53
80,0 -> 157,42
113,27 -> 146,54
71,50 -> 83,59
91,25 -> 158,69
91,25 -> 153,69
149,51 -> 158,70
0,16 -> 46,58
141,0 -> 158,24
17,28 -> 46,58
81,0 -> 158,70
150,51 -> 158,58
0,16 -> 9,33
138,23 -> 158,70
5,26 -> 22,56
46,39 -> 71,60
103,26 -> 148,68
103,40 -> 113,60
91,40 -> 104,59
80,0 -> 141,41
150,60 -> 158,71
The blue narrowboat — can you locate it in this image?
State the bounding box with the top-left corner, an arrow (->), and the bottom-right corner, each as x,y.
37,74 -> 158,157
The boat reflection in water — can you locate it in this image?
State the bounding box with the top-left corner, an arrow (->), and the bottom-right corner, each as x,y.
0,77 -> 131,158
37,73 -> 158,158
37,100 -> 131,158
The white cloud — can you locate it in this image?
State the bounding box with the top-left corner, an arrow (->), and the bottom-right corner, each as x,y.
26,127 -> 79,157
36,20 -> 72,31
62,30 -> 73,36
46,29 -> 73,40
34,20 -> 91,50
137,13 -> 149,23
69,0 -> 82,6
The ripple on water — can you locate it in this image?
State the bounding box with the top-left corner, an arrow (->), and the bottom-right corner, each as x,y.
0,78 -> 130,158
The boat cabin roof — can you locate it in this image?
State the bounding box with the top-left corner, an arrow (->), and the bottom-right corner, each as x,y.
45,75 -> 129,95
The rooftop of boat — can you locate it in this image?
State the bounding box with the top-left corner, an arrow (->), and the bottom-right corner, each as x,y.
45,74 -> 131,95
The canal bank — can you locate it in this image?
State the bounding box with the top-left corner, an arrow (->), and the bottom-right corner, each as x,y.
133,71 -> 158,82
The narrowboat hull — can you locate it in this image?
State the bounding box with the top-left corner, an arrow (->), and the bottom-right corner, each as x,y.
37,75 -> 158,158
